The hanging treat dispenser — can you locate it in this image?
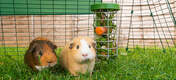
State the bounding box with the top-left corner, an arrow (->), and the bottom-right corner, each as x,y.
91,3 -> 120,57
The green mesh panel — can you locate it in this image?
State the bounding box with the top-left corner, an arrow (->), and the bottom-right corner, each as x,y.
0,0 -> 101,15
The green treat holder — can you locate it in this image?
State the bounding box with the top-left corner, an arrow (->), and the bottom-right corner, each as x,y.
91,3 -> 120,58
91,3 -> 120,11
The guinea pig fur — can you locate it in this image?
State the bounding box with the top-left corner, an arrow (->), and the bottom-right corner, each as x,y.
24,37 -> 57,71
59,36 -> 96,76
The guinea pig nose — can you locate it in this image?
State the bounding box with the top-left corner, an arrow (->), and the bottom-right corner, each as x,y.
82,54 -> 88,57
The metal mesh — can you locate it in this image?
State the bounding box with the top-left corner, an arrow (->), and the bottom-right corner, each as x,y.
0,0 -> 176,56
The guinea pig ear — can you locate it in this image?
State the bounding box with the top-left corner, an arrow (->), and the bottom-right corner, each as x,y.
28,43 -> 37,54
92,41 -> 96,48
53,44 -> 57,50
47,41 -> 57,50
69,42 -> 74,49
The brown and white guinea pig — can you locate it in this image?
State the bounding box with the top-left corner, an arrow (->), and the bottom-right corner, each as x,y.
24,37 -> 57,71
59,36 -> 96,76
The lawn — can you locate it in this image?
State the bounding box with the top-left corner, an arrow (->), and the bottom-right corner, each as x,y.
0,47 -> 176,80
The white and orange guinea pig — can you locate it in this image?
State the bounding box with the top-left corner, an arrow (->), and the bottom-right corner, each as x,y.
59,36 -> 96,76
24,37 -> 57,71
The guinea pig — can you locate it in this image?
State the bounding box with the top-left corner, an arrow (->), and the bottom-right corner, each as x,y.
32,37 -> 49,41
24,37 -> 57,71
59,36 -> 96,76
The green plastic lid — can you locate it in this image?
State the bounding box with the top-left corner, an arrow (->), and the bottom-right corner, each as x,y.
91,3 -> 120,11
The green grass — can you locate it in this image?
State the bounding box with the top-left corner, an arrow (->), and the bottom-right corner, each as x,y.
0,47 -> 176,80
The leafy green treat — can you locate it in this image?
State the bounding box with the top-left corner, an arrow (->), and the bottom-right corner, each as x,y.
94,10 -> 117,56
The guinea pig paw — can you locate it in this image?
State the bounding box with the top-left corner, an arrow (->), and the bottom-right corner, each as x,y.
48,62 -> 57,67
35,65 -> 48,71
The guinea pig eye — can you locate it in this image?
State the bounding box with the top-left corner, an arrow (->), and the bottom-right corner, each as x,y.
89,45 -> 91,48
76,45 -> 79,49
39,51 -> 42,56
